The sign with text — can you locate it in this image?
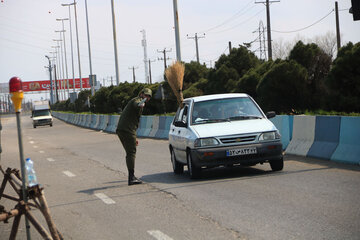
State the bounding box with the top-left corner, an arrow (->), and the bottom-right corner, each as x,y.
0,78 -> 90,93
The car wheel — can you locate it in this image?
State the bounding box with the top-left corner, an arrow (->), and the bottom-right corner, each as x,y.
187,151 -> 201,179
171,149 -> 184,174
270,157 -> 284,171
33,125 -> 36,128
50,124 -> 53,127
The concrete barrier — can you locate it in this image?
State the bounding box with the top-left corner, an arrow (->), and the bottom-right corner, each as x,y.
52,112 -> 359,165
270,115 -> 293,150
331,117 -> 360,165
155,116 -> 173,139
137,116 -> 153,137
105,115 -> 120,133
149,116 -> 160,137
286,115 -> 316,156
307,116 -> 340,160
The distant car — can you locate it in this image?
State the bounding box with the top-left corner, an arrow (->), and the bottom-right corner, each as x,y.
168,93 -> 283,178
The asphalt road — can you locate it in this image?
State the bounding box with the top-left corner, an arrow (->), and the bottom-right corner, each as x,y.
1,115 -> 359,240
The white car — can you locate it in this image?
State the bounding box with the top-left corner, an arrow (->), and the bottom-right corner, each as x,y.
168,93 -> 283,178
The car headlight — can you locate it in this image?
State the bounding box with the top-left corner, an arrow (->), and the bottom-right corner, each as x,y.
259,131 -> 281,141
194,137 -> 220,147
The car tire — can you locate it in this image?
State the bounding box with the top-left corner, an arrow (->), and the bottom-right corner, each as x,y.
33,125 -> 36,128
50,124 -> 53,127
187,151 -> 201,179
270,157 -> 284,171
171,149 -> 184,174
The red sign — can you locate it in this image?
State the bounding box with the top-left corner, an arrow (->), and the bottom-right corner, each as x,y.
22,78 -> 90,92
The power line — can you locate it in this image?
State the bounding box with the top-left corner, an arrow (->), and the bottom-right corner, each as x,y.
272,9 -> 334,33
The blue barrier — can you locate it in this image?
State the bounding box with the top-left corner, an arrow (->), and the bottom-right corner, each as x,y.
155,116 -> 173,139
137,116 -> 148,137
270,115 -> 292,150
307,116 -> 340,160
84,115 -> 92,128
331,117 -> 360,165
105,115 -> 120,133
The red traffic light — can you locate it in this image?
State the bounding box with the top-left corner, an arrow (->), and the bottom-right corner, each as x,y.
9,76 -> 23,93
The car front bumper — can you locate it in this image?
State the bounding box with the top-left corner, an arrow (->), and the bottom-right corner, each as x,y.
190,141 -> 283,168
34,119 -> 52,126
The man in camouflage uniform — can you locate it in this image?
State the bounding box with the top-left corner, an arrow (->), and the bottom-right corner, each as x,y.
116,88 -> 152,185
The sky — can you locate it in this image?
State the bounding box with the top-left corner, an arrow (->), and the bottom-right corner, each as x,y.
0,0 -> 359,102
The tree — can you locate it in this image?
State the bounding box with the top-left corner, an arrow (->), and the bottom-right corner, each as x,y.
256,60 -> 308,113
183,61 -> 209,88
289,41 -> 332,110
326,42 -> 360,112
206,65 -> 239,94
215,46 -> 260,78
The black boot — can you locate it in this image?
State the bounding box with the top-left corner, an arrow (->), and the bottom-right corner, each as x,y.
128,169 -> 142,186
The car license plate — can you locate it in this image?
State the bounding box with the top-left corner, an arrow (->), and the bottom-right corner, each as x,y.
226,147 -> 257,156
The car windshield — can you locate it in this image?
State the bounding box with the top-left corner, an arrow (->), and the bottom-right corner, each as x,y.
33,110 -> 50,117
191,97 -> 263,125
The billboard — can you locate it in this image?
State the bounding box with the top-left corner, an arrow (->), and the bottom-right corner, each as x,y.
0,78 -> 90,93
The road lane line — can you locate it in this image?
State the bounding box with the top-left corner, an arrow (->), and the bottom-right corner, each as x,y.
33,146 -> 38,149
47,158 -> 55,162
147,230 -> 174,240
94,193 -> 115,204
39,150 -> 45,154
29,141 -> 35,144
63,171 -> 76,177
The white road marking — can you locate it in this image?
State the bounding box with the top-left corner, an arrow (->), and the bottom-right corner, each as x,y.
94,193 -> 115,204
29,141 -> 35,144
147,230 -> 174,240
47,158 -> 55,162
33,146 -> 38,149
63,171 -> 76,177
39,150 -> 45,154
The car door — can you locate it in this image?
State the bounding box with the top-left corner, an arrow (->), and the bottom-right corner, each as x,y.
170,103 -> 190,163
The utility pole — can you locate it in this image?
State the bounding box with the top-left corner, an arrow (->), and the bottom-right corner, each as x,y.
255,0 -> 279,60
172,0 -> 182,61
111,0 -> 120,85
187,33 -> 205,63
45,56 -> 54,104
53,65 -> 59,102
229,41 -> 232,54
129,66 -> 139,83
335,1 -> 341,51
148,59 -> 156,84
157,48 -> 172,72
253,21 -> 267,60
140,30 -> 149,84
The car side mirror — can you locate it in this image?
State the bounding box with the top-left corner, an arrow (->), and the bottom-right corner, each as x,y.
266,111 -> 276,119
174,121 -> 187,128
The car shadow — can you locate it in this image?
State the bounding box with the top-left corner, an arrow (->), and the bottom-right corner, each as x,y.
142,165 -> 274,185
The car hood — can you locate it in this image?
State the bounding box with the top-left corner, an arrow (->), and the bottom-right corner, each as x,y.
191,119 -> 277,138
33,116 -> 52,121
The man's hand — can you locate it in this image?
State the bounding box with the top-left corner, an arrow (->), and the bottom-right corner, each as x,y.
136,140 -> 139,146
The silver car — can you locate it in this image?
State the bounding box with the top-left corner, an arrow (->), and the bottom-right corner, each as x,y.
168,93 -> 283,178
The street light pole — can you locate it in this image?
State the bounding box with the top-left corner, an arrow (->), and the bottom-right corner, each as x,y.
73,0 -> 83,90
56,18 -> 70,98
84,0 -> 94,95
54,34 -> 65,100
62,3 -> 76,94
